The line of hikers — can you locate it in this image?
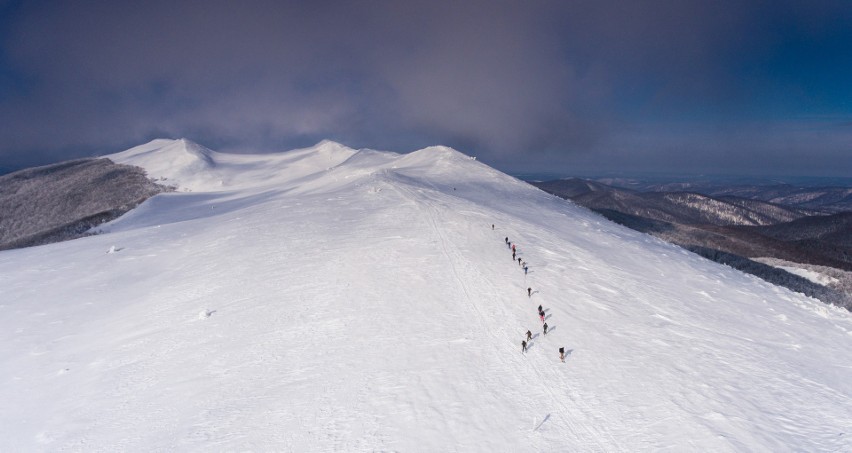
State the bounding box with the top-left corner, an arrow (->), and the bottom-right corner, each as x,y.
503,230 -> 566,363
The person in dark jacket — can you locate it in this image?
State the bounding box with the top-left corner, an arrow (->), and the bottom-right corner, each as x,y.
528,287 -> 532,298
522,340 -> 528,353
559,347 -> 565,362
526,330 -> 532,341
543,323 -> 548,336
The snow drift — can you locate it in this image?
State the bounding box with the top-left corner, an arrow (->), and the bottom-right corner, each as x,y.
1,139 -> 850,451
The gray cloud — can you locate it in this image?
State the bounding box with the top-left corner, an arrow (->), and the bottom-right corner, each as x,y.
0,0 -> 850,176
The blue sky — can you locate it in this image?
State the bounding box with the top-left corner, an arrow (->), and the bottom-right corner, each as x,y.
0,0 -> 850,177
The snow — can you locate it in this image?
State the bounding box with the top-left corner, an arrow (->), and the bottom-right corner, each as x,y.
753,258 -> 842,286
752,257 -> 852,290
1,139 -> 851,451
778,266 -> 841,286
109,138 -> 358,192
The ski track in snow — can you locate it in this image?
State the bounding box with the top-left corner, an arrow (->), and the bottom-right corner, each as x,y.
1,139 -> 850,451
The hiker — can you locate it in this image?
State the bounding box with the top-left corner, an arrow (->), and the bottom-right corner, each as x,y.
518,257 -> 522,266
492,224 -> 495,230
524,265 -> 528,275
522,340 -> 528,353
505,237 -> 509,244
512,251 -> 516,260
539,311 -> 545,323
538,304 -> 542,313
528,287 -> 532,298
512,244 -> 516,252
526,330 -> 532,341
559,347 -> 565,362
543,323 -> 548,336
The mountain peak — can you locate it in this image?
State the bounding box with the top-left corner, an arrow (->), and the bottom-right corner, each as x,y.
415,144 -> 467,157
314,138 -> 348,148
309,139 -> 359,158
107,138 -> 218,190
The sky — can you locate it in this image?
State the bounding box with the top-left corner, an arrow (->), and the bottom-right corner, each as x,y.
0,0 -> 850,177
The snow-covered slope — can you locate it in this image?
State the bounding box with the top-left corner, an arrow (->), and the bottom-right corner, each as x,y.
109,138 -> 358,192
1,139 -> 850,451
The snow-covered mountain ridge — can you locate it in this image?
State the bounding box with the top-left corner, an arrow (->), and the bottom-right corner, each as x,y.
109,139 -> 359,192
1,139 -> 850,451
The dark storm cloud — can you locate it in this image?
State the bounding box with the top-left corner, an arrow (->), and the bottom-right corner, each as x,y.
0,0 -> 850,176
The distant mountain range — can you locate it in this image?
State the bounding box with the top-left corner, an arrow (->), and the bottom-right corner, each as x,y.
750,211 -> 852,247
538,179 -> 824,227
531,178 -> 852,309
707,186 -> 852,212
592,178 -> 852,213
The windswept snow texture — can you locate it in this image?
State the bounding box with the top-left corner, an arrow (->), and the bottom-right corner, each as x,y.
2,139 -> 851,451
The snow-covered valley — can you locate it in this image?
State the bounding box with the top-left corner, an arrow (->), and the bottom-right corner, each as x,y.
1,140 -> 850,451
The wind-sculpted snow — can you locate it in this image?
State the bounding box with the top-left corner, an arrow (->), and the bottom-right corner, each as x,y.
109,138 -> 357,192
1,140 -> 850,451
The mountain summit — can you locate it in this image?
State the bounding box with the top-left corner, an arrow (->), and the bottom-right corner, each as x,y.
1,140 -> 850,451
108,139 -> 359,192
